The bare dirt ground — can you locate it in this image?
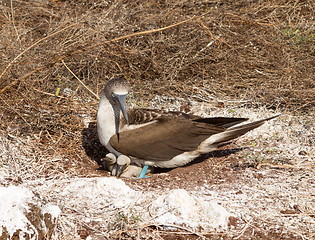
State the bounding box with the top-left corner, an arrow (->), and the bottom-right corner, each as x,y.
0,0 -> 314,239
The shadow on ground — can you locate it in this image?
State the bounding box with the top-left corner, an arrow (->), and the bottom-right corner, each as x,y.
81,122 -> 109,169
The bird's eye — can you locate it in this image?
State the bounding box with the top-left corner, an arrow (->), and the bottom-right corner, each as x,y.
111,94 -> 119,104
112,93 -> 118,100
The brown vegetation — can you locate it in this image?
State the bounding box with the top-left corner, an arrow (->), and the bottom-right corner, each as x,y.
1,0 -> 314,164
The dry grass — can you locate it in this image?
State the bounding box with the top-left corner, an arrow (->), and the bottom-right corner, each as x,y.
0,0 -> 314,239
0,0 -> 314,161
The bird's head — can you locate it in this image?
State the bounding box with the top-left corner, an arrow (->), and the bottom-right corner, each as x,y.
102,78 -> 131,124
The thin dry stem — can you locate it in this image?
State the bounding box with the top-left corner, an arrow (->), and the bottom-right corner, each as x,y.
61,60 -> 99,99
0,23 -> 77,84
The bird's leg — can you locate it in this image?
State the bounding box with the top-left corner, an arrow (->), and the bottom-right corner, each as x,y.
133,165 -> 150,179
112,155 -> 131,177
101,153 -> 117,172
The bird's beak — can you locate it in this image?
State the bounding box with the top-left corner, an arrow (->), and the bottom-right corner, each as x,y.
113,93 -> 129,125
115,164 -> 128,177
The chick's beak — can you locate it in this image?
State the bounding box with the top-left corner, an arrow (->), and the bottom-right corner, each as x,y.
113,93 -> 128,125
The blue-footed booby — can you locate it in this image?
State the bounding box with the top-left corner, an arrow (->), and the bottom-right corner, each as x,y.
97,78 -> 278,178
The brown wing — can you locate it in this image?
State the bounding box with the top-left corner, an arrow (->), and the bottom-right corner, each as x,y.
110,117 -> 227,161
112,108 -> 278,161
126,108 -> 198,126
126,108 -> 248,127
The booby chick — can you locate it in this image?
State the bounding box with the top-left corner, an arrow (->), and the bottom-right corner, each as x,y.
97,78 -> 278,178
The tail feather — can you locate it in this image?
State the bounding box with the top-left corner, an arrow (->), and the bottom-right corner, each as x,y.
209,114 -> 280,145
194,117 -> 248,128
228,114 -> 280,130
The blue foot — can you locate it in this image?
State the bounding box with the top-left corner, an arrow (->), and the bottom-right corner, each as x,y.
133,165 -> 150,179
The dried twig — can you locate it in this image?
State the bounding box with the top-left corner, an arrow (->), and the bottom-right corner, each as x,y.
278,213 -> 315,217
0,13 -> 206,95
292,100 -> 315,113
226,13 -> 275,26
196,19 -> 231,47
256,162 -> 310,170
61,60 -> 99,99
138,223 -> 205,238
0,95 -> 31,127
34,88 -> 67,99
10,0 -> 22,48
0,23 -> 77,84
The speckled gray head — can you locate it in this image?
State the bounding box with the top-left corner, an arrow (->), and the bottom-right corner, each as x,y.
101,78 -> 131,124
101,78 -> 131,99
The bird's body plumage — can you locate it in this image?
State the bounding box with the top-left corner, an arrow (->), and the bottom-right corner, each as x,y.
110,110 -> 248,168
97,78 -> 278,177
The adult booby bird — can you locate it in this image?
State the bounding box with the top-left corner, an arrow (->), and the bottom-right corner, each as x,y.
97,78 -> 278,178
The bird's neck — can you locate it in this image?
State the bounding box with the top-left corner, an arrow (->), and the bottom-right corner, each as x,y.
97,97 -> 122,149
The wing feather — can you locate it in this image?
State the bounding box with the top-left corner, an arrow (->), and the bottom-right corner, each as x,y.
110,117 -> 225,161
112,108 -> 278,162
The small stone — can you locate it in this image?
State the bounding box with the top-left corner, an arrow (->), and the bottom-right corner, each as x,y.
298,150 -> 307,155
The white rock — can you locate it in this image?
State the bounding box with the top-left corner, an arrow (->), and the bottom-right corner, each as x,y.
0,168 -> 8,182
60,177 -> 139,209
0,185 -> 60,240
0,186 -> 34,238
42,205 -> 62,219
149,189 -> 229,230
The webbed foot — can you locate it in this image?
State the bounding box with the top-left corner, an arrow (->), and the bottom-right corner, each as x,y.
132,165 -> 150,179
